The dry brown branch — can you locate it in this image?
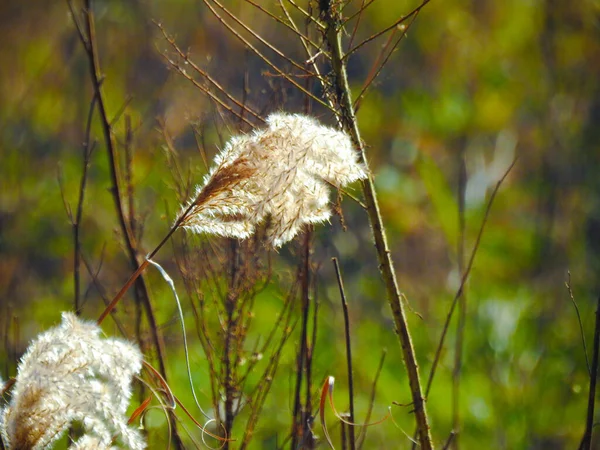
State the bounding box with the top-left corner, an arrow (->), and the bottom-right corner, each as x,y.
346,0 -> 373,50
353,12 -> 417,112
418,158 -> 518,450
285,0 -> 325,29
581,294 -> 600,450
566,272 -> 591,375
345,0 -> 430,57
333,257 -> 356,450
244,0 -> 322,51
201,0 -> 336,113
343,0 -> 377,29
209,0 -> 317,77
319,3 -> 433,448
156,21 -> 264,127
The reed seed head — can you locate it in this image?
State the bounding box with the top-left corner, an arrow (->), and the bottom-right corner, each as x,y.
0,313 -> 145,450
179,112 -> 367,247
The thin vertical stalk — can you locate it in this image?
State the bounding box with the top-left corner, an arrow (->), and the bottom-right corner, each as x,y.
291,229 -> 313,449
222,239 -> 240,448
340,417 -> 348,450
319,4 -> 433,449
333,257 -> 356,450
581,294 -> 600,450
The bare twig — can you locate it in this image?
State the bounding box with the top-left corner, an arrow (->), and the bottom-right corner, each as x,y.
567,271 -> 591,375
353,13 -> 417,113
346,0 -> 371,51
278,0 -> 328,91
442,432 -> 456,450
81,253 -> 129,338
291,229 -> 314,450
201,0 -> 336,113
208,0 -> 316,77
581,294 -> 600,450
345,0 -> 430,57
333,257 -> 356,450
286,0 -> 325,30
343,0 -> 377,28
244,0 -> 322,51
415,157 -> 519,450
156,21 -> 264,127
72,93 -> 97,316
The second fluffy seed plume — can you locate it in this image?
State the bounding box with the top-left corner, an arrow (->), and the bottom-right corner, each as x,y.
0,313 -> 145,450
179,113 -> 367,247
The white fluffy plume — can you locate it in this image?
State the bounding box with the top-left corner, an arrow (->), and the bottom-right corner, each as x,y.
179,113 -> 367,247
0,313 -> 145,450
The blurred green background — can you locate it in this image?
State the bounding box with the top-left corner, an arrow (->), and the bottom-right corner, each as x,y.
1,0 -> 600,448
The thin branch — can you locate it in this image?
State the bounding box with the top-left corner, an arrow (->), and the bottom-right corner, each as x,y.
291,229 -> 313,450
243,0 -> 322,51
286,0 -> 325,30
109,94 -> 133,127
81,252 -> 129,339
208,0 -> 317,77
156,21 -> 264,127
581,294 -> 600,450
343,0 -> 378,28
452,146 -> 467,446
442,432 -> 456,450
201,0 -> 336,113
354,12 -> 418,113
73,94 -> 98,315
346,0 -> 371,51
67,0 -> 89,51
73,6 -> 188,447
345,0 -> 430,58
333,257 -> 356,450
566,271 -> 591,375
278,0 -> 340,119
95,166 -> 203,325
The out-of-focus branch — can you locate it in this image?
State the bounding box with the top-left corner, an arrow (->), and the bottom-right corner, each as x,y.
424,159 -> 518,398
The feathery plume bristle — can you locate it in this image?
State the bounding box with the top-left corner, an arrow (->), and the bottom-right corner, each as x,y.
0,313 -> 145,450
179,112 -> 367,247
